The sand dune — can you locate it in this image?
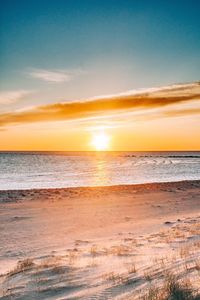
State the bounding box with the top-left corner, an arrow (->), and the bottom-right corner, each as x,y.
0,180 -> 200,299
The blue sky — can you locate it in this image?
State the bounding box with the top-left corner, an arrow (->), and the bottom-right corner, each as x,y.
1,0 -> 200,107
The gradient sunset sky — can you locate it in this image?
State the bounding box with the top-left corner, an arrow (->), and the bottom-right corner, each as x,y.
0,0 -> 200,151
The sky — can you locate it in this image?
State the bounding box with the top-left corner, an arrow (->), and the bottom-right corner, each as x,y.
0,0 -> 200,151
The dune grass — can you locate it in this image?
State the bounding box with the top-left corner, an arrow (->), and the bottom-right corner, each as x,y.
141,273 -> 199,300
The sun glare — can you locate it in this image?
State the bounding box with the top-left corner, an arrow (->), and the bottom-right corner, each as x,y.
91,132 -> 110,151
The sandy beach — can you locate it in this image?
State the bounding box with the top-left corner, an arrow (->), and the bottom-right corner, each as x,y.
0,180 -> 200,299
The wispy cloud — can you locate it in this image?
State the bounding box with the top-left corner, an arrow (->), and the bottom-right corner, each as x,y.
28,68 -> 84,83
163,107 -> 200,117
0,90 -> 32,105
0,81 -> 199,128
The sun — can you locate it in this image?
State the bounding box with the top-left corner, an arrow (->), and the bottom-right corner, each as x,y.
91,132 -> 110,151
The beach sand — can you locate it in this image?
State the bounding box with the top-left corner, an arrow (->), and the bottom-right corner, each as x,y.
0,180 -> 200,299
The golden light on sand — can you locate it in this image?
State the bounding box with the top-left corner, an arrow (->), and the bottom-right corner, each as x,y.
91,132 -> 110,151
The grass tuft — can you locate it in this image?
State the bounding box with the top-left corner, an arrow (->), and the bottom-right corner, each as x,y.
8,258 -> 34,276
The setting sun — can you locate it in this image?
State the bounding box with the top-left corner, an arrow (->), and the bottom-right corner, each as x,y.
91,132 -> 110,151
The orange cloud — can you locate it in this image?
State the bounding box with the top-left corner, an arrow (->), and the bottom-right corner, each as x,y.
0,81 -> 199,128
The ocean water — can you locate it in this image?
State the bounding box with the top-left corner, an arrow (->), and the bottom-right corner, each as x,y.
0,151 -> 200,190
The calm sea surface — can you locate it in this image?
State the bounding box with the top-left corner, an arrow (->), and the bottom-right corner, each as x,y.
0,151 -> 199,190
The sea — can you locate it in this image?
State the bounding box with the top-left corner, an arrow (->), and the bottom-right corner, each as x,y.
0,151 -> 200,190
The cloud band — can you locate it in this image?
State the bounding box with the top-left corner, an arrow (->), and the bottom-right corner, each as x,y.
0,81 -> 199,128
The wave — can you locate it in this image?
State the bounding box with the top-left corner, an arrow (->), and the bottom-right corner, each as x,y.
124,155 -> 200,158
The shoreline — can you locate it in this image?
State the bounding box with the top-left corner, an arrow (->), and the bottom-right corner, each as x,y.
0,178 -> 200,195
